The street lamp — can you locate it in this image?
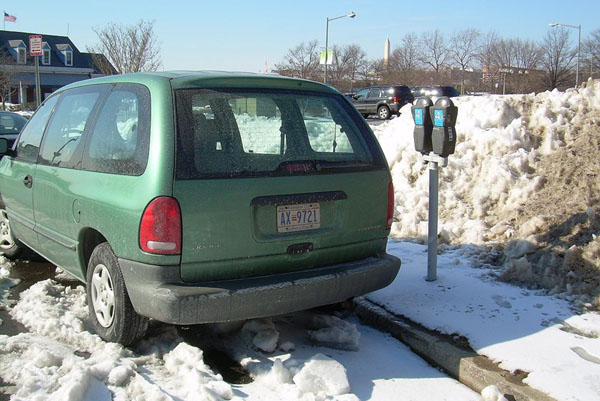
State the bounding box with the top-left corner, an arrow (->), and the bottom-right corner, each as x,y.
549,23 -> 582,87
325,11 -> 356,84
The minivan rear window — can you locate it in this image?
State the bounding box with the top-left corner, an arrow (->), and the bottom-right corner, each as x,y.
175,89 -> 385,179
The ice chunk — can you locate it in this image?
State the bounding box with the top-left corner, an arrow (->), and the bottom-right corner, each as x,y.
252,328 -> 279,353
243,318 -> 279,352
481,385 -> 508,401
293,353 -> 350,396
108,365 -> 134,386
279,341 -> 296,352
307,315 -> 360,351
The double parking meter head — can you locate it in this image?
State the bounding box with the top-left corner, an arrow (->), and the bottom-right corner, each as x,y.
412,97 -> 434,154
431,97 -> 458,157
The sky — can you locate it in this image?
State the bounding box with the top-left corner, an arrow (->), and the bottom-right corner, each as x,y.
1,0 -> 599,73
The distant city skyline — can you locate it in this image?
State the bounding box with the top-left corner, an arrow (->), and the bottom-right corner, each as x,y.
2,0 -> 599,73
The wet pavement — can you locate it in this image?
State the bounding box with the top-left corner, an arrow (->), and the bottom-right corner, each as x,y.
0,257 -> 57,337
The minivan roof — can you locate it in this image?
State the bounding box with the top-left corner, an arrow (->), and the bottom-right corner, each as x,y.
57,71 -> 339,94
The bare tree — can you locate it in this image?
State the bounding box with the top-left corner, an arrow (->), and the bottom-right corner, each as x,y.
540,28 -> 576,90
419,30 -> 449,73
449,29 -> 481,93
387,33 -> 422,84
327,44 -> 367,91
0,53 -> 20,110
513,39 -> 541,70
477,32 -> 501,91
275,40 -> 320,81
88,19 -> 162,75
583,28 -> 600,78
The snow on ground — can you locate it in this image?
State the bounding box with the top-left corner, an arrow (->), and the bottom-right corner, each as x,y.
0,257 -> 480,401
371,80 -> 600,306
0,256 -> 18,327
369,240 -> 600,401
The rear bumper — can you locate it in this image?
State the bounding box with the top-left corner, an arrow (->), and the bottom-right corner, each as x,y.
119,254 -> 401,325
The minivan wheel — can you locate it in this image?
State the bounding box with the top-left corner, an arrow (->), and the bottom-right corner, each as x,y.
378,105 -> 391,120
0,208 -> 23,259
86,243 -> 148,345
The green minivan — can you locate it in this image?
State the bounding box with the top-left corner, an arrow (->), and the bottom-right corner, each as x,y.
0,71 -> 400,345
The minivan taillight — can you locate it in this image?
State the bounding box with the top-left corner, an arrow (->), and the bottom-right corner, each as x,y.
139,197 -> 182,255
387,182 -> 394,230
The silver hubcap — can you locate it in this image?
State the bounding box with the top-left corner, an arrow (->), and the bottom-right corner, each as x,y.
0,209 -> 15,250
91,264 -> 115,327
379,108 -> 389,119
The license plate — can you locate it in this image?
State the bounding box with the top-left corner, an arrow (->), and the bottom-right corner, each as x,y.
277,203 -> 320,233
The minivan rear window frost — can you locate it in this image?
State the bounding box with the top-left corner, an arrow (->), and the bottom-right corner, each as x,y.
82,83 -> 151,176
175,89 -> 384,179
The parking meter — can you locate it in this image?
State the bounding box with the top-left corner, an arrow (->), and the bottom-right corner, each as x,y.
430,97 -> 458,157
412,97 -> 433,154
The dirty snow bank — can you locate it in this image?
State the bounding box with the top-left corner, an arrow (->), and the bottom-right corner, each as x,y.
0,279 -> 365,401
372,79 -> 600,307
0,256 -> 18,327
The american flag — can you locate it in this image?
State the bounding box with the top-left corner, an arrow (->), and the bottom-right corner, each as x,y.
4,12 -> 16,23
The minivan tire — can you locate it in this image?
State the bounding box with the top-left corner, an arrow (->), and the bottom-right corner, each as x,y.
0,207 -> 24,259
86,242 -> 148,345
377,105 -> 391,120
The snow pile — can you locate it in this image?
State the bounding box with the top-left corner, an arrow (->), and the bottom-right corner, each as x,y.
373,79 -> 600,306
0,256 -> 18,319
0,279 -> 235,401
163,343 -> 234,400
1,279 -> 366,400
9,279 -> 101,350
292,353 -> 351,396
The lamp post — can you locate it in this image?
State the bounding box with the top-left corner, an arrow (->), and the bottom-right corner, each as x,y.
549,23 -> 581,87
325,11 -> 356,84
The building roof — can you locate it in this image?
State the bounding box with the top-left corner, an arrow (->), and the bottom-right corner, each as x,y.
0,30 -> 108,73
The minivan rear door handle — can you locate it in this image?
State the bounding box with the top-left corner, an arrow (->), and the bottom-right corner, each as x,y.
23,175 -> 32,188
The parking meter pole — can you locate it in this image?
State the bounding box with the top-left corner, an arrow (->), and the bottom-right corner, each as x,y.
427,160 -> 438,282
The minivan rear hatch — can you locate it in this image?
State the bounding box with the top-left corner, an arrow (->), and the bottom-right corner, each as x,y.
173,87 -> 391,283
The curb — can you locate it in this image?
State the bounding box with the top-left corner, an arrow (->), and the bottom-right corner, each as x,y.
354,298 -> 557,401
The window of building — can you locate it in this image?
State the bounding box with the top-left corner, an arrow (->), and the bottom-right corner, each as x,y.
65,50 -> 73,66
17,47 -> 26,64
42,48 -> 51,65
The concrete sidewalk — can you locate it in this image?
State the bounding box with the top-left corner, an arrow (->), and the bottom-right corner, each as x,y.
354,298 -> 556,401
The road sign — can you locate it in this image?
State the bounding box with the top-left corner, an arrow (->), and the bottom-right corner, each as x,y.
29,35 -> 42,57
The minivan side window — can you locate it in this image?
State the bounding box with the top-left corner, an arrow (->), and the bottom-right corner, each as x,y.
38,87 -> 104,168
83,83 -> 151,176
14,95 -> 59,163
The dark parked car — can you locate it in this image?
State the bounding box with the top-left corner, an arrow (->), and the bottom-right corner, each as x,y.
351,85 -> 414,120
0,111 -> 27,147
411,86 -> 460,98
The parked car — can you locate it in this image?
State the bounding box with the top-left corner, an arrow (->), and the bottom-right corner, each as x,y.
411,86 -> 460,98
0,71 -> 401,345
0,111 -> 28,148
351,85 -> 414,120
